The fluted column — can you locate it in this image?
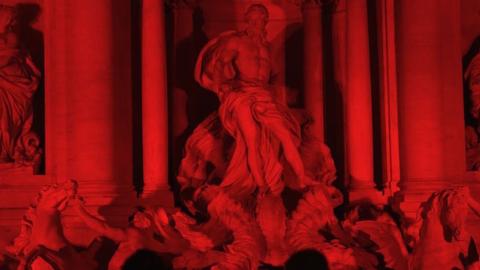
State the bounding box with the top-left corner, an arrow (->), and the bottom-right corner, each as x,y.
377,0 -> 400,197
344,0 -> 380,202
332,0 -> 346,93
141,0 -> 171,202
302,0 -> 324,141
45,0 -> 134,206
396,0 -> 465,218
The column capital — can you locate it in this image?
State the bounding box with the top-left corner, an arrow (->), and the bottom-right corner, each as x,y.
165,0 -> 198,9
290,0 -> 337,9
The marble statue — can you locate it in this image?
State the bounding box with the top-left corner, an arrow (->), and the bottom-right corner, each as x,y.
5,180 -> 97,270
176,4 -> 340,268
405,186 -> 479,269
173,185 -> 266,270
343,204 -> 409,270
72,196 -> 167,270
0,5 -> 41,167
174,3 -> 340,268
339,188 -> 480,270
286,185 -> 361,269
3,2 -> 479,269
185,3 -> 326,199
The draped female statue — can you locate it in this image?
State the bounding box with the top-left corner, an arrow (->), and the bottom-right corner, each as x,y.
0,5 -> 41,165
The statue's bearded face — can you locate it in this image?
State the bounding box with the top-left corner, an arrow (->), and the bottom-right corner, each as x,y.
247,10 -> 268,32
245,5 -> 269,36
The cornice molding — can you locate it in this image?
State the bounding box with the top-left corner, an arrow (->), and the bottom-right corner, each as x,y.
165,0 -> 198,9
289,0 -> 339,11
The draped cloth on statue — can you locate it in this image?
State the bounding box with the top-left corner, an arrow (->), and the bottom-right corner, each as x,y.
0,49 -> 40,161
179,31 -> 301,199
218,86 -> 300,197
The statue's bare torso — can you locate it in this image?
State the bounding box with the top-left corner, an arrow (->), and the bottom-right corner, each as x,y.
221,33 -> 272,87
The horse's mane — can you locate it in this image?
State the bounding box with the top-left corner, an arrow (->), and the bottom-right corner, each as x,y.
409,188 -> 468,246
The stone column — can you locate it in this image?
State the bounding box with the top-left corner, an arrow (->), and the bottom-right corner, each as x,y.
44,0 -> 134,206
376,0 -> 400,197
396,0 -> 465,218
302,0 -> 324,141
332,0 -> 346,92
44,0 -> 68,179
344,0 -> 381,203
141,0 -> 171,204
43,2 -> 136,245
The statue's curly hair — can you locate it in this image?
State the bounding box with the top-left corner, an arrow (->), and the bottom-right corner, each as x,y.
244,4 -> 269,20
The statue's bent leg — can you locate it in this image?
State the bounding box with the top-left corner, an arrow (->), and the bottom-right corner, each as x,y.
235,106 -> 265,188
267,120 -> 306,183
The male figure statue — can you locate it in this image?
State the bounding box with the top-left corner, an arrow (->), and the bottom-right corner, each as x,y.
195,4 -> 312,197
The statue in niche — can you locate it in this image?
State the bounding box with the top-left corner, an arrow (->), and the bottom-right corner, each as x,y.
0,5 -> 41,169
180,3 -> 336,200
343,204 -> 409,270
177,3 -> 338,266
192,4 -> 317,196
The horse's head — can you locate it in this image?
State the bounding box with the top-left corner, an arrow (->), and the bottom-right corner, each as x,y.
35,180 -> 77,212
412,187 -> 469,244
438,188 -> 469,242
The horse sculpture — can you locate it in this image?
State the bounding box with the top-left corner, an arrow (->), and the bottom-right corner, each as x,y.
407,187 -> 480,270
6,180 -> 97,270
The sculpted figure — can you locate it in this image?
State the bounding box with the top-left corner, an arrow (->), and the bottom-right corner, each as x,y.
343,204 -> 409,270
5,180 -> 96,270
177,5 -> 339,267
408,187 -> 480,269
0,5 -> 41,165
173,185 -> 266,270
72,196 -> 167,270
192,4 -> 313,198
285,185 -> 367,270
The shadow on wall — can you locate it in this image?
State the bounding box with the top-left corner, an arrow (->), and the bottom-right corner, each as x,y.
320,4 -> 347,210
97,0 -> 136,223
284,22 -> 303,104
15,3 -> 45,174
170,6 -> 219,202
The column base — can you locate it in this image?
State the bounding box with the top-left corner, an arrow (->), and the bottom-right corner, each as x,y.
140,187 -> 174,208
394,179 -> 450,222
348,186 -> 386,205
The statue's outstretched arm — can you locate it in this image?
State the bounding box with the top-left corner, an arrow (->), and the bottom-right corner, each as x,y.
213,42 -> 237,88
72,197 -> 127,242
